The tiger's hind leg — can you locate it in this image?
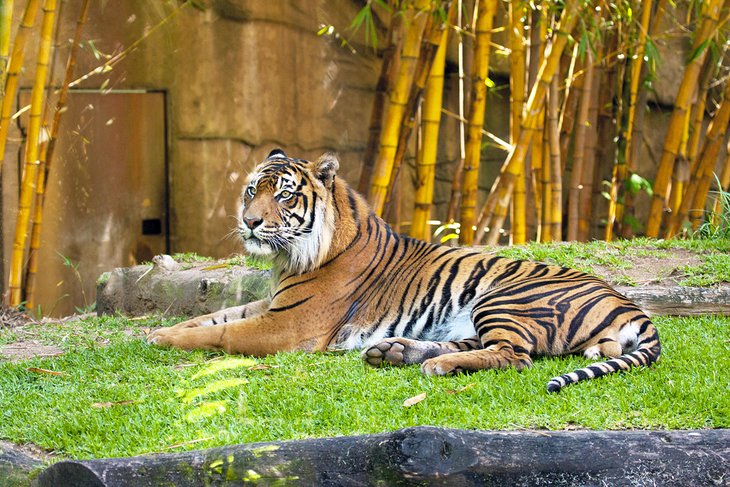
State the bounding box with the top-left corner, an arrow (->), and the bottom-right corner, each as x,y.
421,310 -> 535,376
363,336 -> 480,367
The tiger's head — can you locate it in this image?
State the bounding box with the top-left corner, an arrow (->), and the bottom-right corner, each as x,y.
238,149 -> 339,274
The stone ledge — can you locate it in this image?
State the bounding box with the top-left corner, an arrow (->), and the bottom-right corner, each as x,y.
35,427 -> 730,487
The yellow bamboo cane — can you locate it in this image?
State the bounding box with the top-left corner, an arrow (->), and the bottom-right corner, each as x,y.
664,110 -> 692,236
666,69 -> 730,235
543,75 -> 562,241
645,0 -> 724,237
368,0 -> 431,216
684,78 -> 730,231
474,0 -> 583,246
458,0 -> 498,246
385,2 -> 453,217
605,0 -> 653,241
710,140 -> 730,225
7,0 -> 56,306
577,50 -> 601,242
0,0 -> 13,92
0,0 -> 39,179
411,12 -> 449,241
509,0 -> 527,244
25,0 -> 91,307
358,10 -> 404,195
445,0 -> 467,226
567,48 -> 594,241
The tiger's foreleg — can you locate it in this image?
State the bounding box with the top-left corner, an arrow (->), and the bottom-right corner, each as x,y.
147,308 -> 331,355
363,336 -> 480,367
163,299 -> 270,330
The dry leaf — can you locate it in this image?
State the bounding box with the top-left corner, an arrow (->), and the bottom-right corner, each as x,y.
91,400 -> 136,408
202,263 -> 228,271
447,383 -> 476,394
26,367 -> 65,376
141,327 -> 152,336
403,392 -> 427,408
247,364 -> 278,371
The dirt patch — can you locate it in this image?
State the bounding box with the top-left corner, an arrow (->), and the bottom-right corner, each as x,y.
1,341 -> 64,362
593,247 -> 702,287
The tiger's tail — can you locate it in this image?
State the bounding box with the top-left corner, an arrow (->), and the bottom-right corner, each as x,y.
546,325 -> 661,393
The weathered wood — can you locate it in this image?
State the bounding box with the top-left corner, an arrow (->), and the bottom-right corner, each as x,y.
618,285 -> 730,316
35,427 -> 730,487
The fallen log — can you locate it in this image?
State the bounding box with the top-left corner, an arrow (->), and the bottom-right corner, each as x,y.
35,427 -> 729,486
618,285 -> 730,316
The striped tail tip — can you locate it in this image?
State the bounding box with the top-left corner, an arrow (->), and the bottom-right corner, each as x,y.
545,343 -> 661,393
546,379 -> 563,393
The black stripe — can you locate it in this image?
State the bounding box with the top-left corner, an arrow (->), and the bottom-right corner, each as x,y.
269,295 -> 313,313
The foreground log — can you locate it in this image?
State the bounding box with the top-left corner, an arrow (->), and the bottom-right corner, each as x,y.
0,441 -> 46,487
36,427 -> 729,486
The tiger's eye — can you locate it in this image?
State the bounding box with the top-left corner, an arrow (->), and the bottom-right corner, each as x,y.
278,190 -> 292,200
246,186 -> 256,198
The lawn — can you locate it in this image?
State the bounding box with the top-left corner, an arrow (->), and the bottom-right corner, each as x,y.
0,313 -> 728,460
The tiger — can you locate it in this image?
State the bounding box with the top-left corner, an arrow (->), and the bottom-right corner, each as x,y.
148,149 -> 661,392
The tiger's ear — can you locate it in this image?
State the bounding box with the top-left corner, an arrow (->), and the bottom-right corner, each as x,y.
267,148 -> 287,159
313,152 -> 339,184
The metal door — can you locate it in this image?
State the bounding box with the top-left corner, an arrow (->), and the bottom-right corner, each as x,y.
18,90 -> 167,316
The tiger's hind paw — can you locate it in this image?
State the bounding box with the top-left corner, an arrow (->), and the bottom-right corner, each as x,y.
362,339 -> 408,367
421,355 -> 465,376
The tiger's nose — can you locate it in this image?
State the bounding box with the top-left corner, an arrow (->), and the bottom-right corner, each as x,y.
243,216 -> 263,230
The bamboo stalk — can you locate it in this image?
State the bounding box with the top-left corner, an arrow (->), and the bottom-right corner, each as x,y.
411,9 -> 450,241
674,77 -> 730,234
509,0 -> 527,244
544,74 -> 562,241
474,0 -> 583,246
358,9 -> 403,195
577,50 -> 601,241
7,0 -> 56,306
25,0 -> 91,308
0,0 -> 13,93
445,0 -> 468,224
458,0 -> 498,246
0,0 -> 40,178
645,0 -> 724,237
384,2 -> 452,216
605,0 -> 653,241
368,0 -> 431,216
567,48 -> 594,241
710,140 -> 730,225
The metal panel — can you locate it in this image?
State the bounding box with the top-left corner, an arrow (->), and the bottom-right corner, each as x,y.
18,91 -> 167,316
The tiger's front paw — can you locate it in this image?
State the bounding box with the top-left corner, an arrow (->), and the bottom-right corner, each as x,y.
421,355 -> 465,376
147,327 -> 186,349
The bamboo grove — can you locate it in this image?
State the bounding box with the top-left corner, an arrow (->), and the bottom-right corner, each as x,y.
357,0 -> 730,246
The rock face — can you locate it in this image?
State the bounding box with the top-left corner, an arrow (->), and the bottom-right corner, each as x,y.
97,259 -> 270,317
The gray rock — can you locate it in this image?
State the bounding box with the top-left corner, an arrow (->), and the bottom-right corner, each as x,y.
97,256 -> 270,317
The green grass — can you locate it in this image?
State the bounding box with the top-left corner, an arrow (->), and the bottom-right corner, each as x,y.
492,237 -> 730,284
0,314 -> 728,460
679,253 -> 730,286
